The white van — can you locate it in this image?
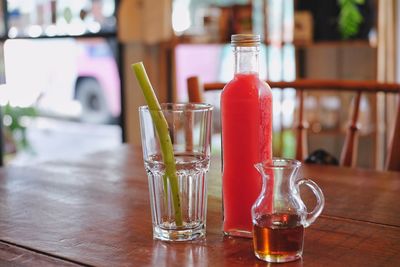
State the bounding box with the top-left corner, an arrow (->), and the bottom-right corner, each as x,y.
2,37 -> 120,124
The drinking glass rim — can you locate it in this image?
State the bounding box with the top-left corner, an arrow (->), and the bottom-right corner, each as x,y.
256,158 -> 301,169
139,103 -> 213,112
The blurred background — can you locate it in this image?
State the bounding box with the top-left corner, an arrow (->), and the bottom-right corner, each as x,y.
0,0 -> 398,169
0,0 -> 121,165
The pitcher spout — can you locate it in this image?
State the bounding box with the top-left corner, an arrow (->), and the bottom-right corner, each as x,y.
254,162 -> 264,176
254,162 -> 269,182
254,159 -> 275,180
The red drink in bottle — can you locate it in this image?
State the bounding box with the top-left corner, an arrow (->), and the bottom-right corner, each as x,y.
221,34 -> 273,237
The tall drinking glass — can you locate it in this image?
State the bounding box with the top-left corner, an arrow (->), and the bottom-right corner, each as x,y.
139,103 -> 213,241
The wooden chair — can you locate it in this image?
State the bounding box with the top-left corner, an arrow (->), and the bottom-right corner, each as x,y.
187,76 -> 400,171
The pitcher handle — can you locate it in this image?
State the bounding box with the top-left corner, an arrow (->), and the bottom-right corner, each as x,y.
297,178 -> 325,228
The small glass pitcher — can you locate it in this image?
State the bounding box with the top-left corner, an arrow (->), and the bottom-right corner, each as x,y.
252,159 -> 325,263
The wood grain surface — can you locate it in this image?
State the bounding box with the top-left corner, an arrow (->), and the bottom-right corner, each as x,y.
0,241 -> 84,266
0,145 -> 399,266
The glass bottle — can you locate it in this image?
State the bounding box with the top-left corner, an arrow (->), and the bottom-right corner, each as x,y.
221,34 -> 273,237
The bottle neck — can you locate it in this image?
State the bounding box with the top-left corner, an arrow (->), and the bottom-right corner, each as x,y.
234,46 -> 259,75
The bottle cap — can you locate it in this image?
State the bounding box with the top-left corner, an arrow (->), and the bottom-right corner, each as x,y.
231,34 -> 261,47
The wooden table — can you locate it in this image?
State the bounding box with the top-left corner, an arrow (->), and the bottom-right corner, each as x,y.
1,145 -> 399,266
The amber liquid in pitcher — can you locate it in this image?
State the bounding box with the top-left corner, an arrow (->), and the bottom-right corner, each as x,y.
253,213 -> 304,262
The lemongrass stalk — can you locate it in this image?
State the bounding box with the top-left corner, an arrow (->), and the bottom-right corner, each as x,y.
132,62 -> 183,226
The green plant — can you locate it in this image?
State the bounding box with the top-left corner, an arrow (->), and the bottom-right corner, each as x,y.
338,0 -> 365,39
1,103 -> 37,151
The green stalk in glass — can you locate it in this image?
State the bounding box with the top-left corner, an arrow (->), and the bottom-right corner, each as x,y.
132,62 -> 183,227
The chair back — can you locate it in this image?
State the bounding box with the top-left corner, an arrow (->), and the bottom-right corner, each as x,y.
187,76 -> 400,171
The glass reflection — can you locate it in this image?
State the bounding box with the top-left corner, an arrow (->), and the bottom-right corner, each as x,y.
151,240 -> 208,266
